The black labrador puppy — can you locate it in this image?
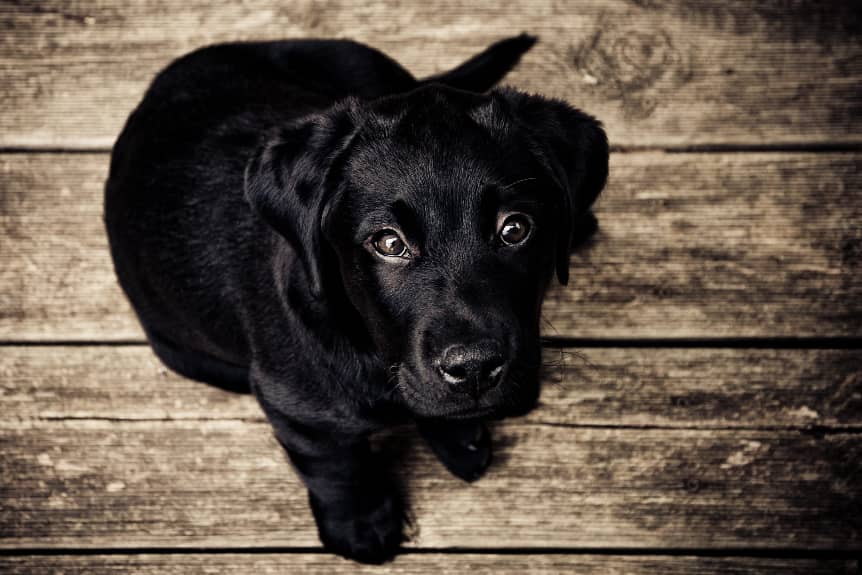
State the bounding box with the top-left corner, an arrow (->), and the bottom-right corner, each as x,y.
105,34 -> 607,563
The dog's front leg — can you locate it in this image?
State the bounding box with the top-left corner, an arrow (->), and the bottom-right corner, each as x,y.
286,437 -> 404,564
256,396 -> 404,564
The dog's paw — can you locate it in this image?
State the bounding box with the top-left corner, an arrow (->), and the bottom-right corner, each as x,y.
309,488 -> 404,564
419,420 -> 492,482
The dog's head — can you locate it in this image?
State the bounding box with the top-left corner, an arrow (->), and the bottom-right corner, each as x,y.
246,85 -> 607,419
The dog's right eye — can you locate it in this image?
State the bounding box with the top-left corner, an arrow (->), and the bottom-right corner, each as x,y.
371,230 -> 410,259
498,213 -> 532,246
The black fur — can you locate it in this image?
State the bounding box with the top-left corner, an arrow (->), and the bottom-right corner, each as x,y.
105,35 -> 607,564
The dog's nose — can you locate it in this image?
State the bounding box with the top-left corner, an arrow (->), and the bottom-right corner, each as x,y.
438,340 -> 507,397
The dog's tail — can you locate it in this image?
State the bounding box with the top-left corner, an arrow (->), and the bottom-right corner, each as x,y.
420,33 -> 537,92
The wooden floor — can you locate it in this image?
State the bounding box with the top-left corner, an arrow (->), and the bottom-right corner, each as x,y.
1,2 -> 860,573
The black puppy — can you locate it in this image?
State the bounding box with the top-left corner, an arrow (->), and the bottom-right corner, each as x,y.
105,34 -> 607,563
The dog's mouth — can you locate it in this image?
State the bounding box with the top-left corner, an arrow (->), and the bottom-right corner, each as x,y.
393,363 -> 537,420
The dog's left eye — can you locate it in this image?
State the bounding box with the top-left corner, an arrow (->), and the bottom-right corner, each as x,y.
371,229 -> 411,259
498,213 -> 532,245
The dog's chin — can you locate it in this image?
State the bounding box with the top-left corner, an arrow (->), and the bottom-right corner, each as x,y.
395,365 -> 539,421
412,401 -> 500,420
403,397 -> 502,421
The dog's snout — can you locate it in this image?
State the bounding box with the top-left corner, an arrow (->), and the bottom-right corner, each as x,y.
438,340 -> 507,397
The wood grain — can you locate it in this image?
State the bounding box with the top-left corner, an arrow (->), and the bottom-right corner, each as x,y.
545,151 -> 862,338
0,554 -> 857,575
3,346 -> 861,429
1,419 -> 860,549
2,152 -> 859,340
1,1 -> 858,569
1,1 -> 860,148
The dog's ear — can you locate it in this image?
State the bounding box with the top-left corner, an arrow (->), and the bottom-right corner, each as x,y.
491,89 -> 608,285
244,101 -> 360,298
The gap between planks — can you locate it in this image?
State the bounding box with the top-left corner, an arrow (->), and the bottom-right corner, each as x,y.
2,337 -> 862,348
2,144 -> 862,154
1,547 -> 861,559
0,552 -> 857,575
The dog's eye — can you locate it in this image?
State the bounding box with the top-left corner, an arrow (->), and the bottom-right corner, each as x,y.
372,230 -> 410,258
498,214 -> 532,245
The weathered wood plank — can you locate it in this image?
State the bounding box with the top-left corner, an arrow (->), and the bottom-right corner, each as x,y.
0,154 -> 133,339
545,152 -> 862,338
2,152 -> 859,339
0,345 -> 260,421
0,554 -> 857,575
3,346 -> 861,429
1,1 -> 859,148
1,420 -> 860,549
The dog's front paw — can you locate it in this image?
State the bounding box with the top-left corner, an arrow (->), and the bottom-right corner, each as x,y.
419,420 -> 492,482
309,487 -> 404,564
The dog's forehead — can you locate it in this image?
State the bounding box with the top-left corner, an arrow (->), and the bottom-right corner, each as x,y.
348,136 -> 492,199
343,88 -> 527,213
